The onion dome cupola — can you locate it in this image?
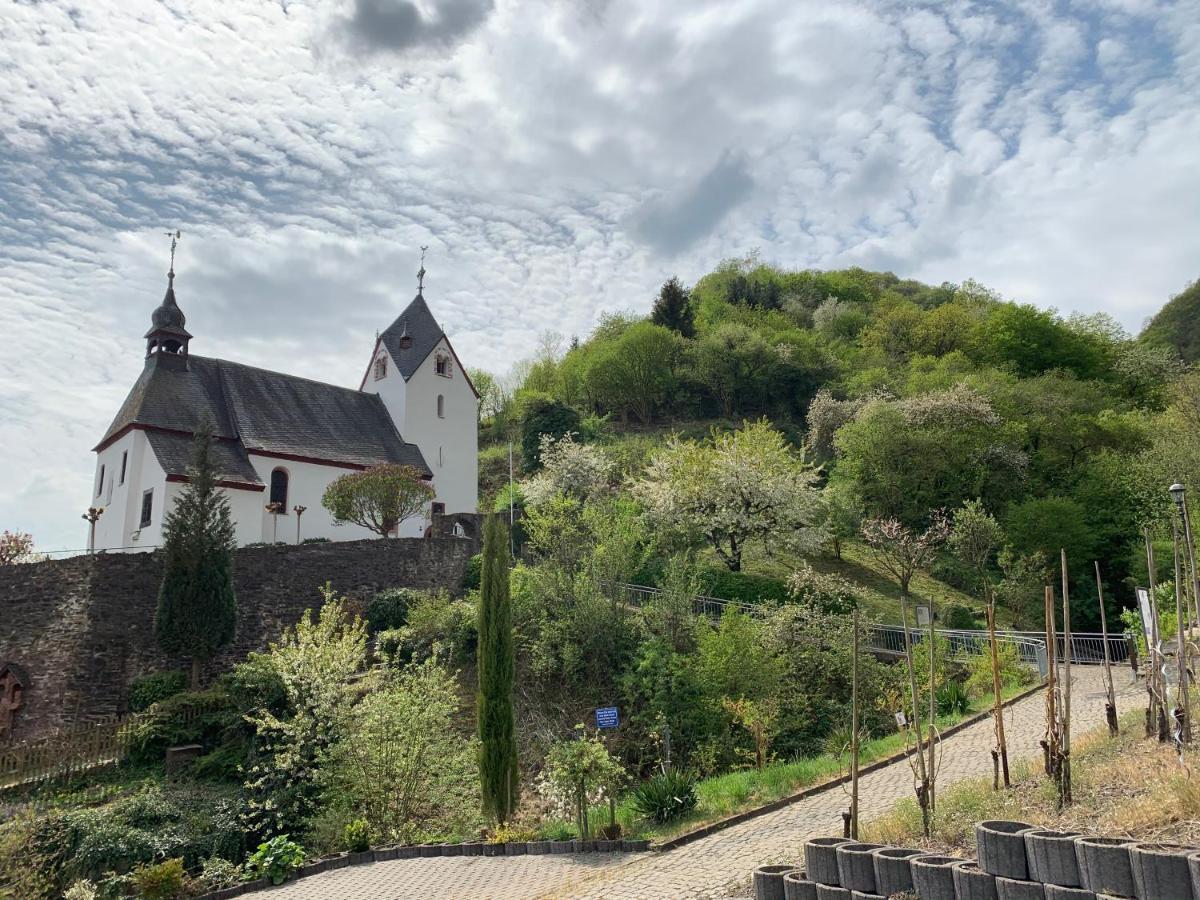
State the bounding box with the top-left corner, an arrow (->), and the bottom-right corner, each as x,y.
144,269 -> 193,367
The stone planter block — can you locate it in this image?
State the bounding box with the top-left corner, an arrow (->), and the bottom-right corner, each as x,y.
911,855 -> 961,900
574,839 -> 595,853
397,845 -> 419,859
783,871 -> 818,900
418,843 -> 441,858
527,841 -> 551,855
1025,831 -> 1083,887
549,840 -> 574,854
347,850 -> 372,866
461,842 -> 484,856
482,842 -> 505,857
301,859 -> 330,875
1129,843 -> 1195,900
372,846 -> 399,862
805,837 -> 851,886
954,860 -> 999,900
996,876 -> 1045,900
441,842 -> 464,857
1044,886 -> 1095,900
1075,837 -> 1135,898
327,853 -> 350,869
754,865 -> 800,900
814,885 -> 851,900
504,841 -> 528,856
210,887 -> 245,899
871,847 -> 924,896
978,821 -> 1035,879
593,839 -> 616,853
1189,850 -> 1200,900
622,838 -> 651,852
835,843 -> 884,893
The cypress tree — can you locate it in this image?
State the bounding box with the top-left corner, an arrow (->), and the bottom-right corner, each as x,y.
651,276 -> 695,337
477,513 -> 518,823
154,416 -> 237,689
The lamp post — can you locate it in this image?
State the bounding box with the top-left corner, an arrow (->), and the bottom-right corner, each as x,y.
81,507 -> 104,554
265,502 -> 282,544
293,505 -> 307,544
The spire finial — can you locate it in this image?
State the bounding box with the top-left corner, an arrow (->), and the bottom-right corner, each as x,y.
417,245 -> 428,294
164,229 -> 181,281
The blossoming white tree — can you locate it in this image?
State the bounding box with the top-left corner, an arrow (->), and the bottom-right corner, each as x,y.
632,419 -> 824,572
522,433 -> 614,507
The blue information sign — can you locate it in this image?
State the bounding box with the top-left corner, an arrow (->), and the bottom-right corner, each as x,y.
595,706 -> 619,729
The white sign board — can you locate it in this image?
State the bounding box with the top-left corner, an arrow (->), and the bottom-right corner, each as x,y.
1135,587 -> 1155,646
915,605 -> 931,627
894,710 -> 908,729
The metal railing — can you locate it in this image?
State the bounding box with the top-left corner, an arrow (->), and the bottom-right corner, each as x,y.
867,625 -> 1049,679
1007,632 -> 1132,668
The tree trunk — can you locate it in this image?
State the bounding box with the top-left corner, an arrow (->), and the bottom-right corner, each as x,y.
190,656 -> 201,691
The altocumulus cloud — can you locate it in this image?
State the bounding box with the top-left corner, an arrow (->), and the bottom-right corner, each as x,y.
633,151 -> 756,256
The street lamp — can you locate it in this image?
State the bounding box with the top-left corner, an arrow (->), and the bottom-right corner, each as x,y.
81,507 -> 104,554
293,505 -> 307,544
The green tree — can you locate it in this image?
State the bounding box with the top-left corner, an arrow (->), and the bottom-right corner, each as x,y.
584,321 -> 683,424
650,276 -> 695,338
520,396 -> 581,470
322,464 -> 434,537
948,499 -> 1005,599
477,514 -> 518,824
689,323 -> 778,417
154,418 -> 237,689
633,419 -> 823,571
1139,278 -> 1200,363
1003,496 -> 1098,577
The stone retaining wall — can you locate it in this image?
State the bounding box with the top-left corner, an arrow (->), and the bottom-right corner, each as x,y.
0,532 -> 478,741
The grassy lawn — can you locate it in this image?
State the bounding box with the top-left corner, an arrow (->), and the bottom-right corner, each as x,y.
863,710 -> 1200,852
599,680 -> 1034,844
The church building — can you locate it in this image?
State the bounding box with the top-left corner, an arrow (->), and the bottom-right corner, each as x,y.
88,260 -> 478,551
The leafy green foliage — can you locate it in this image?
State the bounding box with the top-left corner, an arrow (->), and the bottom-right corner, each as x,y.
128,687 -> 238,766
463,553 -> 483,590
651,276 -> 695,338
343,819 -> 371,853
366,587 -> 417,634
128,671 -> 188,713
1138,278 -> 1200,363
129,857 -> 184,900
245,835 -> 305,885
521,396 -> 581,470
478,514 -> 519,825
702,568 -> 790,605
935,680 -> 971,717
537,730 -> 626,839
321,463 -> 434,537
629,770 -> 698,824
154,418 -> 237,682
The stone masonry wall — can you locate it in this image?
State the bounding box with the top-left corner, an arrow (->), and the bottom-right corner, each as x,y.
0,534 -> 478,742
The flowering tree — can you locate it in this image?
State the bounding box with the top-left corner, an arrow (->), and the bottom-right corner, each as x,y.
537,730 -> 626,839
860,512 -> 951,600
522,433 -> 613,507
633,419 -> 823,571
322,464 -> 434,537
0,531 -> 35,565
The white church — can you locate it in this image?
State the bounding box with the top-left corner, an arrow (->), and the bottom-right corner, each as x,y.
88,260 -> 478,551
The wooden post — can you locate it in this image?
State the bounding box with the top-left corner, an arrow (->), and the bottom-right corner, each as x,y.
1061,549 -> 1072,806
899,596 -> 930,836
1094,561 -> 1119,736
1146,529 -> 1168,742
987,596 -> 1010,787
1174,522 -> 1192,744
927,595 -> 937,813
1044,585 -> 1057,778
850,606 -> 860,839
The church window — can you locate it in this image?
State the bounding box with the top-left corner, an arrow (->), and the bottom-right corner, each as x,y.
374,355 -> 387,380
96,465 -> 105,497
140,489 -> 154,528
270,468 -> 289,509
436,354 -> 451,377
437,394 -> 445,418
119,451 -> 128,485
432,501 -> 446,515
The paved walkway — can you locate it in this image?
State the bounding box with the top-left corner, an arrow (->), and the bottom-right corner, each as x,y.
270,667 -> 1141,899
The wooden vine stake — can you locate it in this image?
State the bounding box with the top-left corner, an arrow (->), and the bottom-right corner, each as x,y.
1094,561 -> 1119,736
1173,522 -> 1192,744
987,596 -> 1011,787
927,595 -> 937,813
1146,529 -> 1168,741
849,606 -> 860,839
1060,549 -> 1072,806
898,596 -> 931,837
1042,585 -> 1057,778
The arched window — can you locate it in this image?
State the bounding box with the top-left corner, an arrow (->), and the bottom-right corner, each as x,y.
374,355 -> 387,380
435,354 -> 451,377
437,394 -> 445,418
269,468 -> 289,510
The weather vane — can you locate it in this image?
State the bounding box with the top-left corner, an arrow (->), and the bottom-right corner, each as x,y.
164,229 -> 181,275
417,245 -> 428,293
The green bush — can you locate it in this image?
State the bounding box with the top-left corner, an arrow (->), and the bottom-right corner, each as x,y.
344,819 -> 372,853
963,643 -> 1036,699
366,588 -> 418,634
245,835 -> 305,885
130,857 -> 184,900
936,680 -> 971,716
462,553 -> 483,590
128,671 -> 188,713
127,688 -> 238,766
199,856 -> 242,890
702,569 -> 789,606
941,603 -> 980,630
629,770 -> 699,824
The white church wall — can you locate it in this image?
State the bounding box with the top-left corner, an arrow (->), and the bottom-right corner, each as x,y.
370,344 -> 408,435
91,430 -> 168,552
402,338 -> 478,515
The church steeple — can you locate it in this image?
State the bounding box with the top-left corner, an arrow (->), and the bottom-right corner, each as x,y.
144,231 -> 192,367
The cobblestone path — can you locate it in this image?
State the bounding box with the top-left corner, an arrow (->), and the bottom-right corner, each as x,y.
270,667 -> 1141,900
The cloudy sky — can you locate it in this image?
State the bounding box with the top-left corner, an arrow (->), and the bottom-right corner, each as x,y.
2,0 -> 1198,551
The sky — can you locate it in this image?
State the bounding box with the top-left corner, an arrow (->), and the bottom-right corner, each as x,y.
1,0 -> 1198,552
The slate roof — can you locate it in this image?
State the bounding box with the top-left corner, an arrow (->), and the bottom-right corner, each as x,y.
97,356 -> 430,480
380,292 -> 443,380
